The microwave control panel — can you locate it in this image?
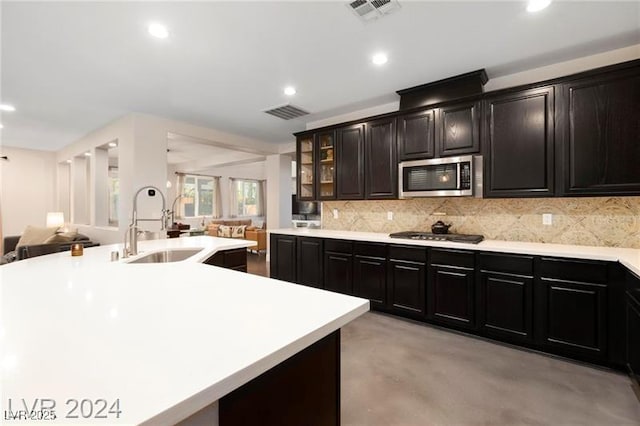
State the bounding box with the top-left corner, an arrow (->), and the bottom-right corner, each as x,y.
460,162 -> 471,190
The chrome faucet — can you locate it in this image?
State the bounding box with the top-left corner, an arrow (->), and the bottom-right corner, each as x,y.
123,186 -> 169,258
169,194 -> 184,226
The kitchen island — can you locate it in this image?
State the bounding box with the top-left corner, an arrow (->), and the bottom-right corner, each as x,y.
0,236 -> 369,425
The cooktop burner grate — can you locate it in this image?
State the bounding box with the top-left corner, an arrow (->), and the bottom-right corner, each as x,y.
389,231 -> 484,244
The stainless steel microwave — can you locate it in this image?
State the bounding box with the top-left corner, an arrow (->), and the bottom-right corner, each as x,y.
398,155 -> 483,198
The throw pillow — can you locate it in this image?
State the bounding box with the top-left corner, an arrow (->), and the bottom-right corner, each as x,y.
207,224 -> 220,237
218,225 -> 232,238
44,230 -> 78,244
16,226 -> 59,248
231,225 -> 247,239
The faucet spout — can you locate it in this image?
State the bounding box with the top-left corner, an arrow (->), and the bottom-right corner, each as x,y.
124,186 -> 168,257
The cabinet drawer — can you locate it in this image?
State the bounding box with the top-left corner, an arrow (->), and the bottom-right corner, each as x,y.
539,257 -> 607,283
479,252 -> 534,276
324,239 -> 353,254
430,248 -> 474,269
389,245 -> 427,263
354,242 -> 387,258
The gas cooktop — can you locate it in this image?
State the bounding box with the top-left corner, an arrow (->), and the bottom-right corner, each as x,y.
389,231 -> 484,244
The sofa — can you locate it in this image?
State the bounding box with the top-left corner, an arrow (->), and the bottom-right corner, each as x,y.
206,219 -> 267,254
3,233 -> 99,262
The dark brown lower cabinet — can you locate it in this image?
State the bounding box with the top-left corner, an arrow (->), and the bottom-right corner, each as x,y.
428,249 -> 475,329
536,258 -> 609,362
479,272 -> 533,342
478,253 -> 534,343
268,233 -> 632,369
297,237 -> 323,288
203,248 -> 247,272
269,234 -> 297,282
627,272 -> 640,385
324,253 -> 353,294
537,278 -> 607,361
353,242 -> 387,309
387,245 -> 427,318
219,330 -> 340,426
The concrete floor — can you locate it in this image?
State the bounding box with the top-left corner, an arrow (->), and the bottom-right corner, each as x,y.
341,312 -> 640,425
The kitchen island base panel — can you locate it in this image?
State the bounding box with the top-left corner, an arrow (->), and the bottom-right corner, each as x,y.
219,330 -> 340,426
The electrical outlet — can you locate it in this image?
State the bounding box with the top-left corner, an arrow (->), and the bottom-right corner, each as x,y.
542,213 -> 553,225
387,211 -> 393,220
333,208 -> 339,219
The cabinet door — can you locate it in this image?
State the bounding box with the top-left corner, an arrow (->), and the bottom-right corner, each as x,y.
398,109 -> 436,160
317,131 -> 336,200
297,134 -> 316,201
437,101 -> 481,157
479,271 -> 533,343
483,86 -> 555,197
428,264 -> 475,329
365,117 -> 397,199
558,66 -> 640,195
336,124 -> 365,200
297,237 -> 323,288
324,252 -> 353,295
353,255 -> 387,309
537,278 -> 607,360
388,260 -> 426,318
269,234 -> 296,282
627,294 -> 640,384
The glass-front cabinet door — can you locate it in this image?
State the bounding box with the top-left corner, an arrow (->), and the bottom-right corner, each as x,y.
297,135 -> 315,200
317,130 -> 336,200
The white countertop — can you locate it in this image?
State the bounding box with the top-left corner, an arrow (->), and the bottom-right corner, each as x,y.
0,236 -> 369,425
270,228 -> 640,276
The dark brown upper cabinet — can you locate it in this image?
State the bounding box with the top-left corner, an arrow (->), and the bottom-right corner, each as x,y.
296,134 -> 316,201
557,65 -> 640,196
336,124 -> 366,200
397,108 -> 436,160
437,100 -> 481,157
316,130 -> 337,200
483,86 -> 555,198
365,117 -> 397,199
296,131 -> 336,201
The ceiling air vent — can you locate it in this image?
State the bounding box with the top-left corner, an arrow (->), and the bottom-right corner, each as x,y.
263,104 -> 310,120
348,0 -> 400,22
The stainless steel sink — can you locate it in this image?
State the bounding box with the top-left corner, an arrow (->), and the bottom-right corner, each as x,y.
127,248 -> 203,264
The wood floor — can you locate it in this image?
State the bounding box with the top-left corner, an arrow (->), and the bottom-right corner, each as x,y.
245,255 -> 640,425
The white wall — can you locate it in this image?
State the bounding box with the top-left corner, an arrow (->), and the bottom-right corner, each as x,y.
266,154 -> 293,231
0,147 -> 57,236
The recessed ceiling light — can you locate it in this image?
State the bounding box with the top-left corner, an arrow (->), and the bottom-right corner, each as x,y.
108,142 -> 117,147
527,0 -> 551,13
0,104 -> 16,112
0,124 -> 3,129
372,53 -> 388,66
84,152 -> 91,157
148,23 -> 169,39
284,86 -> 297,96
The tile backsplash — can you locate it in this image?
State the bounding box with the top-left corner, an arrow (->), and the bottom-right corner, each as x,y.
322,197 -> 640,248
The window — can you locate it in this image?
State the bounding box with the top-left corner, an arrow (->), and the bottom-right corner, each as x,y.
181,175 -> 215,217
232,179 -> 264,217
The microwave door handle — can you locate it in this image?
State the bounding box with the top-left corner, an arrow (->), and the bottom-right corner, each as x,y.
456,164 -> 461,190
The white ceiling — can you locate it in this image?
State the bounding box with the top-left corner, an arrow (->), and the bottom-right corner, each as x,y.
1,1 -> 639,151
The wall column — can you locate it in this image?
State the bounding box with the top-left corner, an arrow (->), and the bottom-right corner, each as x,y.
266,154 -> 292,234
